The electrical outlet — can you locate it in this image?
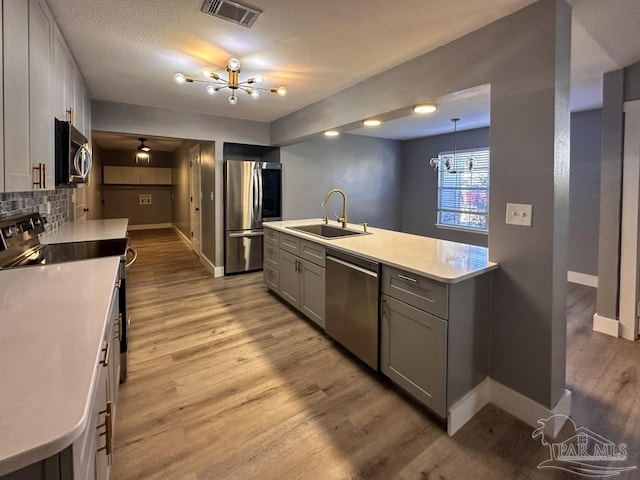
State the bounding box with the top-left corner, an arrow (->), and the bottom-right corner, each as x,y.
139,194 -> 152,205
506,203 -> 533,226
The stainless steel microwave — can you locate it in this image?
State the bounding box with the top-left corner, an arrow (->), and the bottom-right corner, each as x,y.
54,118 -> 92,186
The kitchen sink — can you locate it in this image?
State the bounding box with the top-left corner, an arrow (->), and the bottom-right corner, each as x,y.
287,224 -> 368,239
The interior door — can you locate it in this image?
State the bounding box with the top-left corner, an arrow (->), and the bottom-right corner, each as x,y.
189,145 -> 201,256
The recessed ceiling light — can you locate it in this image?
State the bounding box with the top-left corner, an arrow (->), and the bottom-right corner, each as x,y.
363,119 -> 382,127
413,103 -> 438,114
324,130 -> 340,137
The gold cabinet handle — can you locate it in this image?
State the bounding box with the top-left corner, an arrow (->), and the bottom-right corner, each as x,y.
100,342 -> 110,367
32,163 -> 46,189
116,314 -> 122,342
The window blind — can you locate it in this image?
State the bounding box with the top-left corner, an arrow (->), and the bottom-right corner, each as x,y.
436,148 -> 490,232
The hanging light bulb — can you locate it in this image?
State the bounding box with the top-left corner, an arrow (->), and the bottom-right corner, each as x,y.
429,157 -> 439,171
249,88 -> 260,99
205,84 -> 216,95
228,95 -> 238,105
249,74 -> 264,85
227,58 -> 241,72
173,73 -> 186,85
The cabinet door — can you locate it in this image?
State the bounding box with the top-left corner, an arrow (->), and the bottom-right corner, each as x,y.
74,74 -> 85,134
52,26 -> 67,120
279,250 -> 300,308
29,0 -> 54,190
300,259 -> 325,328
3,0 -> 31,191
380,294 -> 447,417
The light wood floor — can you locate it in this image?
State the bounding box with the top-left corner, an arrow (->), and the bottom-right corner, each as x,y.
111,229 -> 640,480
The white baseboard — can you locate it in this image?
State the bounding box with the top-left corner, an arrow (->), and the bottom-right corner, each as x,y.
128,223 -> 172,231
567,271 -> 598,288
593,313 -> 620,337
448,378 -> 491,436
199,254 -> 224,277
489,381 -> 571,439
172,225 -> 191,247
448,378 -> 571,439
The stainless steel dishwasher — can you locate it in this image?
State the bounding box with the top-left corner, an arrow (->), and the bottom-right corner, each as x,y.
325,248 -> 380,370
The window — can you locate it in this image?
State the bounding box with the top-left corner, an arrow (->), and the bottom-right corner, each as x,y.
436,147 -> 490,232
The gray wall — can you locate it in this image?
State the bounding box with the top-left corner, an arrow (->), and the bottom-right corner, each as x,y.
200,142 -> 216,265
271,0 -> 572,409
172,142 -> 191,239
102,187 -> 172,225
569,109 -> 601,275
596,60 -> 640,320
101,149 -> 173,226
399,110 -> 602,276
280,134 -> 402,230
400,127 -> 490,246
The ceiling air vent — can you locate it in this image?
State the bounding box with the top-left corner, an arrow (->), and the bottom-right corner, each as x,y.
201,0 -> 262,28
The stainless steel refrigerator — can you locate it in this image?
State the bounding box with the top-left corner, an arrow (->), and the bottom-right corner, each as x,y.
224,160 -> 282,274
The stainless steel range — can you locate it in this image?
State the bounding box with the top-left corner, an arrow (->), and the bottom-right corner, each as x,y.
0,212 -> 136,382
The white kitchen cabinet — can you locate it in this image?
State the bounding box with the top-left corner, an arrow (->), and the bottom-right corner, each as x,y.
140,167 -> 172,185
0,5 -> 4,190
29,0 -> 54,190
2,0 -> 77,192
3,0 -> 31,192
103,166 -> 172,185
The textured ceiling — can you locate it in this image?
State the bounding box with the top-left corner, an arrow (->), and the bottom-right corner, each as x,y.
48,0 -> 539,123
47,0 -> 640,144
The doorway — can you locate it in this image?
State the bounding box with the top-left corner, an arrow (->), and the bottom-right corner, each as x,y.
189,144 -> 202,256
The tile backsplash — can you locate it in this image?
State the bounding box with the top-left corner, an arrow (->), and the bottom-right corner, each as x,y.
0,189 -> 72,232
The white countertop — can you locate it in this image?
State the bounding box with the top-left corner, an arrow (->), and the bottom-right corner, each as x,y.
0,257 -> 120,476
265,219 -> 497,283
40,218 -> 129,244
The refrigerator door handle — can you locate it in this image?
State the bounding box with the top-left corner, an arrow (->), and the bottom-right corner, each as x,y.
229,231 -> 265,238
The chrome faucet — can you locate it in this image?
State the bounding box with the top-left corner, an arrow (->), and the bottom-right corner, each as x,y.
321,188 -> 348,228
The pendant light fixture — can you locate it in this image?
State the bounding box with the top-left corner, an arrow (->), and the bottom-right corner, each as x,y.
428,118 -> 473,173
174,57 -> 287,105
136,137 -> 150,163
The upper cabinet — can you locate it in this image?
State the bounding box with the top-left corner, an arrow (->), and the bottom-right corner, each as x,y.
2,0 -> 90,192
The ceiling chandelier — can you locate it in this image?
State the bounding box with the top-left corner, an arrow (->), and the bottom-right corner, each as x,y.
173,57 -> 287,105
428,118 -> 473,173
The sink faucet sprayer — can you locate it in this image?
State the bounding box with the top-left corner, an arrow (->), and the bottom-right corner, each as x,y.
321,189 -> 348,228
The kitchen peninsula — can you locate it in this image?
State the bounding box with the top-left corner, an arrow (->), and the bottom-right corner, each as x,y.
263,219 -> 497,434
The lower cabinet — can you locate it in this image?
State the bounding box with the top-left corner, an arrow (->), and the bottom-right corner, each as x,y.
2,285 -> 121,480
380,294 -> 447,417
263,229 -> 325,328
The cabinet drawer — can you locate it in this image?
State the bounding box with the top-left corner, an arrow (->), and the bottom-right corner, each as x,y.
381,266 -> 448,319
279,232 -> 300,255
263,264 -> 280,291
264,227 -> 280,246
264,243 -> 279,268
300,239 -> 325,267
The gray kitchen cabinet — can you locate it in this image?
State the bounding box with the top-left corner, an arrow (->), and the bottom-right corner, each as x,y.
380,265 -> 491,419
278,249 -> 301,308
300,259 -> 325,327
263,227 -> 325,328
381,294 -> 447,417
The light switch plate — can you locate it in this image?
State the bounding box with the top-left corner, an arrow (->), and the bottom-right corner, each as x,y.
506,203 -> 533,226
